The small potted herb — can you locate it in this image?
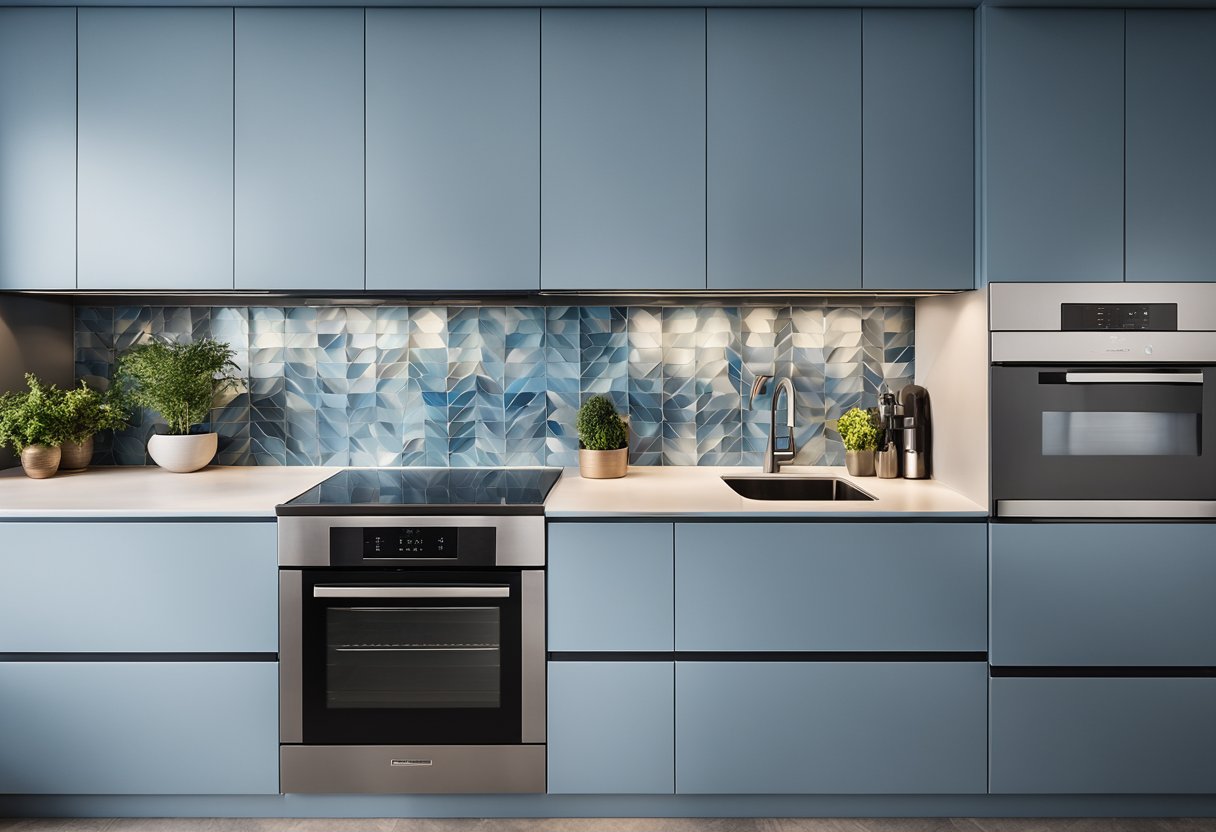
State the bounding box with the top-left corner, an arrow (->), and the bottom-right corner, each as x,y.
576,395 -> 628,479
116,337 -> 242,473
59,381 -> 129,472
0,374 -> 70,479
836,406 -> 879,477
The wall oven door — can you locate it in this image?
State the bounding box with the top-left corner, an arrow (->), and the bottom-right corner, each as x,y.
992,365 -> 1216,517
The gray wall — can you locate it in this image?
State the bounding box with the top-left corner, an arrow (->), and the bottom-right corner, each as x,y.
0,296 -> 75,469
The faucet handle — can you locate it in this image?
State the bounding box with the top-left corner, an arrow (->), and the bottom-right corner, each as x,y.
749,374 -> 772,406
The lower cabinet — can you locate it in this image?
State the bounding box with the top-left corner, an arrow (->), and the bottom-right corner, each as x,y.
547,661 -> 675,794
990,675 -> 1216,794
676,661 -> 988,794
0,661 -> 279,794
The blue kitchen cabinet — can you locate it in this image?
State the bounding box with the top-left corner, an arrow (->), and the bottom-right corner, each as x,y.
983,10 -> 1124,283
0,661 -> 278,794
1125,11 -> 1216,282
547,661 -> 674,794
235,9 -> 364,291
541,9 -> 706,290
548,523 -> 674,652
366,9 -> 539,292
706,10 -> 860,291
0,9 -> 76,290
676,661 -> 987,794
990,676 -> 1216,794
990,523 -> 1216,667
0,523 -> 278,653
863,10 -> 974,290
77,8 -> 234,290
675,523 -> 986,652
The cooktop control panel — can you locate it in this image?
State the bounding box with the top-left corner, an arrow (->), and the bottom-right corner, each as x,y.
1061,303 -> 1178,332
363,526 -> 457,558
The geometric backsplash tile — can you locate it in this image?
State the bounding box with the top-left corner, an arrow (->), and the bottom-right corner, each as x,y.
74,303 -> 914,468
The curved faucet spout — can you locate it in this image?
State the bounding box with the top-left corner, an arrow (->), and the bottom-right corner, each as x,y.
748,374 -> 798,474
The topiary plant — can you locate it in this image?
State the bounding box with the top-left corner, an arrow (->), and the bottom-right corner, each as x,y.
116,337 -> 242,436
61,381 -> 129,444
836,406 -> 879,452
575,395 -> 628,451
0,374 -> 71,453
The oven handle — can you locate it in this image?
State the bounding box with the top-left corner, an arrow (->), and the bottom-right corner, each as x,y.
312,586 -> 511,599
1063,372 -> 1204,384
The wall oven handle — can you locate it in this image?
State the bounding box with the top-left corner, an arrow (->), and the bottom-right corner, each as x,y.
312,586 -> 511,599
1063,372 -> 1203,384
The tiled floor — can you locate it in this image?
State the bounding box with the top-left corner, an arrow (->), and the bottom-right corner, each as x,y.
1,819 -> 1215,832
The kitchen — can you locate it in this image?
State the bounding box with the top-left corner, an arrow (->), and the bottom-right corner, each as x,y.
0,0 -> 1214,829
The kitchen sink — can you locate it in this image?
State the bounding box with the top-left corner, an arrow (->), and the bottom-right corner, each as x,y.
722,476 -> 876,502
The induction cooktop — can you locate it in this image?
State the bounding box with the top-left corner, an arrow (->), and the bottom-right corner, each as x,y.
275,467 -> 563,516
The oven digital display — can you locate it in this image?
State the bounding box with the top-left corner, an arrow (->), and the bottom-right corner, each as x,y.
363,527 -> 458,557
1061,303 -> 1178,331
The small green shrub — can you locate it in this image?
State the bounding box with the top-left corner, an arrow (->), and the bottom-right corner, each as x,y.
575,395 -> 628,451
0,374 -> 70,453
61,381 -> 128,443
116,338 -> 242,436
836,406 -> 879,452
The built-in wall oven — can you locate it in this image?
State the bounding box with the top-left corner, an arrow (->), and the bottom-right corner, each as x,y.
990,283 -> 1216,518
275,468 -> 558,794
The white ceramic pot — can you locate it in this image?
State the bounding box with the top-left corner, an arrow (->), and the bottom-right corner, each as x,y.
147,432 -> 217,473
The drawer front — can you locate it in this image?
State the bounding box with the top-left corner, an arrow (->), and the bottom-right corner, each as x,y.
548,523 -> 674,652
547,661 -> 674,794
676,523 -> 986,651
990,523 -> 1216,666
676,661 -> 987,794
0,661 -> 279,794
0,522 -> 277,653
990,676 -> 1216,794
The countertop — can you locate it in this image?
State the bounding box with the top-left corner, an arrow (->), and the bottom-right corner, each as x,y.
0,464 -> 988,519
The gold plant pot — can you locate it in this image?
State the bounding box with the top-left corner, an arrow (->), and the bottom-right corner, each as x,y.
845,449 -> 876,477
60,436 -> 95,472
20,444 -> 61,480
579,446 -> 628,479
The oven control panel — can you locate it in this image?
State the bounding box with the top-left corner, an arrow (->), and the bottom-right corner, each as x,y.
363,527 -> 457,558
1061,303 -> 1178,332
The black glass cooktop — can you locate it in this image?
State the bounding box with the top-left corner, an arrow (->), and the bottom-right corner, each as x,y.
276,468 -> 562,516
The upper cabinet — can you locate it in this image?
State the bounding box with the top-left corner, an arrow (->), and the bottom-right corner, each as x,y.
366,9 -> 540,292
983,9 -> 1124,283
235,9 -> 364,292
541,9 -> 706,291
1125,11 -> 1216,283
863,10 -> 974,291
0,9 -> 76,290
707,10 -> 860,291
78,9 -> 234,291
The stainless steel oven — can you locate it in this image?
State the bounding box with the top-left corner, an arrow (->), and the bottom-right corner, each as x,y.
990,283 -> 1216,519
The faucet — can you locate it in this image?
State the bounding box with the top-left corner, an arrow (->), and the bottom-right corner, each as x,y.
749,374 -> 797,474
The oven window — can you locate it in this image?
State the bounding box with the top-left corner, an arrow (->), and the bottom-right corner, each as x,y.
1042,411 -> 1200,456
326,607 -> 502,709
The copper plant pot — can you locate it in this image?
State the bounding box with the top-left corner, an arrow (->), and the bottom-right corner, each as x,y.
60,436 -> 95,472
845,449 -> 876,477
20,444 -> 61,480
579,446 -> 628,479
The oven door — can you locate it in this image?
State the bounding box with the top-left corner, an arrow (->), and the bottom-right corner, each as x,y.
297,569 -> 523,746
992,365 -> 1216,513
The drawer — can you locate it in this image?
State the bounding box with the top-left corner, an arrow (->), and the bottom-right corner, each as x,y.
990,675 -> 1216,794
676,661 -> 987,794
548,522 -> 674,652
990,523 -> 1216,666
675,523 -> 986,651
0,661 -> 279,794
547,661 -> 674,794
0,522 -> 277,653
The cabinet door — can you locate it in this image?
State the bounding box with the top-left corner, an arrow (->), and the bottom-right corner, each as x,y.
548,523 -> 674,652
0,662 -> 278,794
367,9 -> 539,292
547,662 -> 674,794
984,10 -> 1124,283
1126,11 -> 1216,283
0,9 -> 76,290
235,9 -> 363,291
707,10 -> 860,290
78,8 -> 234,290
677,661 -> 987,794
542,10 -> 706,290
863,10 -> 974,290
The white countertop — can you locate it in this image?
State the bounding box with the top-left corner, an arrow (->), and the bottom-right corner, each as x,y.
544,465 -> 988,518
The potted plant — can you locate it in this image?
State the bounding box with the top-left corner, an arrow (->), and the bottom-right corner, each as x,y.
0,374 -> 69,479
59,381 -> 129,472
836,406 -> 879,477
116,337 -> 242,473
576,395 -> 628,479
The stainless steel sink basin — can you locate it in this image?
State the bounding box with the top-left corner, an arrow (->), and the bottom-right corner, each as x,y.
722,476 -> 876,502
